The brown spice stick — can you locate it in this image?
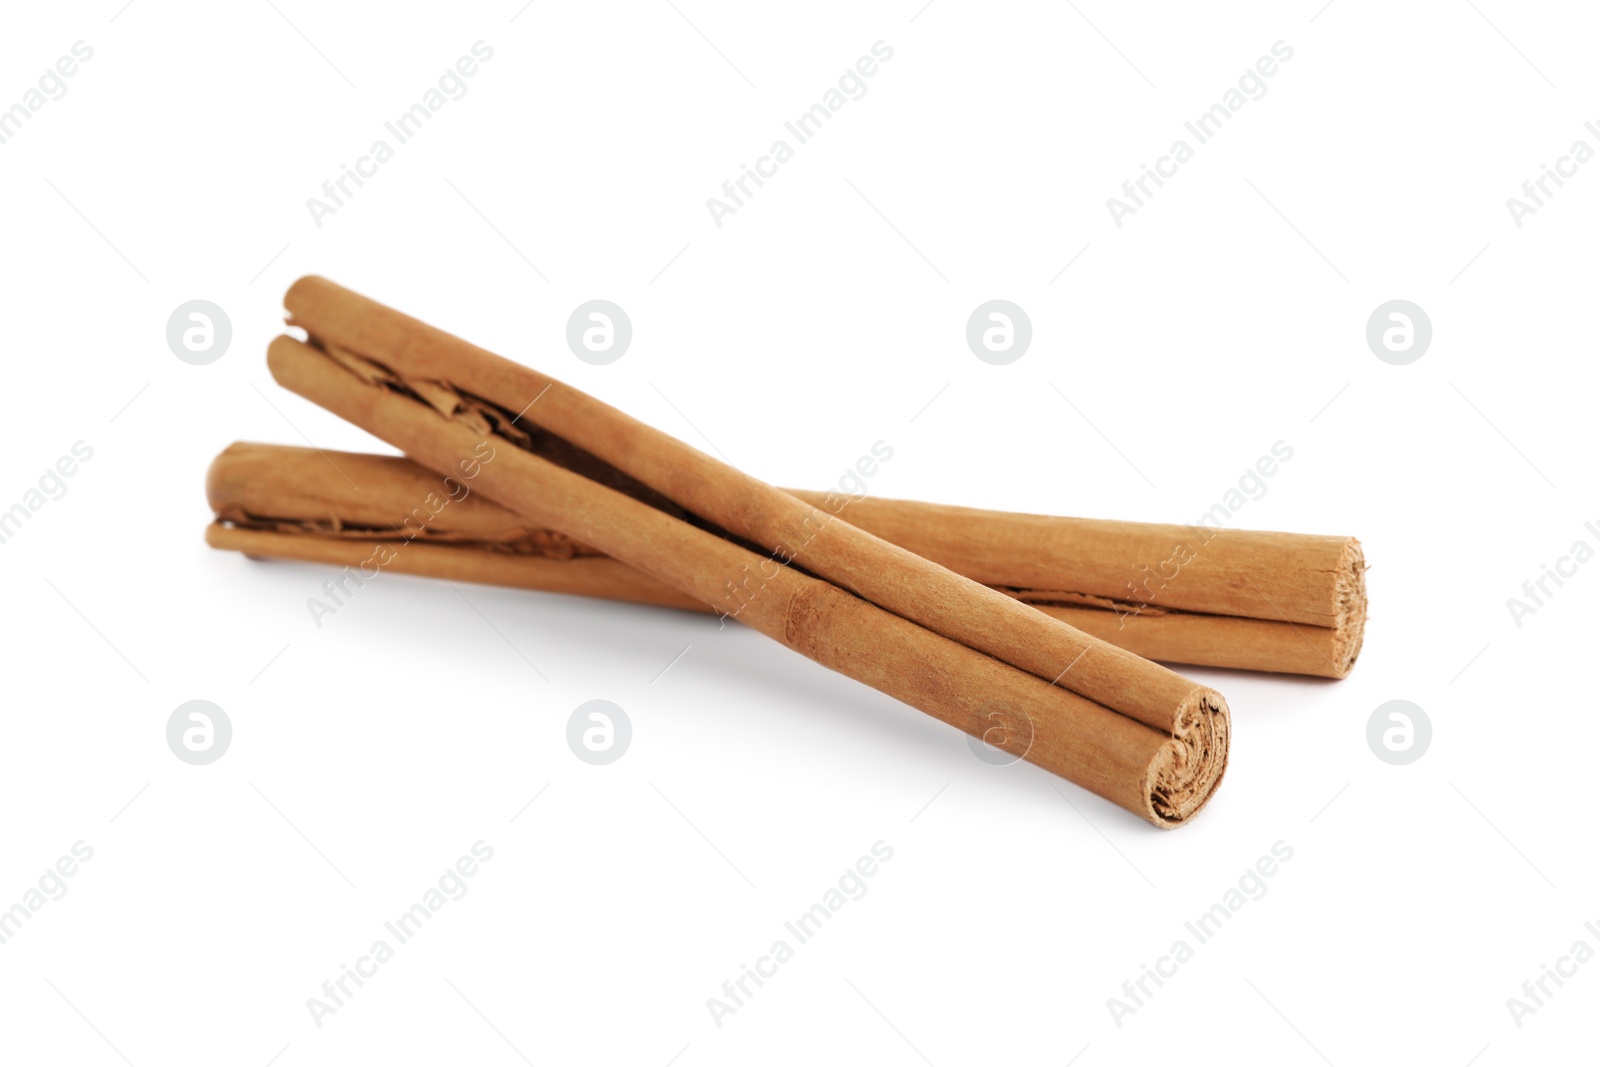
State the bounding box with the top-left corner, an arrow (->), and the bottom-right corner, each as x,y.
820,496 -> 1365,678
263,277 -> 1228,826
206,442 -> 1363,677
281,276 -> 1215,738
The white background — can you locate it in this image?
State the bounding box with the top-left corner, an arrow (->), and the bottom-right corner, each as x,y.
1,1 -> 1596,1063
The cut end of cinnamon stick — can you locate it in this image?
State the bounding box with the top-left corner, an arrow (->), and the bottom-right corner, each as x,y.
1146,687 -> 1229,826
1329,538 -> 1367,679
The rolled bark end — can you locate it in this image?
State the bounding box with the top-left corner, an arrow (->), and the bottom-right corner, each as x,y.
1144,687 -> 1229,826
1330,538 -> 1368,679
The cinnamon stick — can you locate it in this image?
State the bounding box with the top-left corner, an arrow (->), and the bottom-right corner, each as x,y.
257,276 -> 1229,826
206,443 -> 1364,678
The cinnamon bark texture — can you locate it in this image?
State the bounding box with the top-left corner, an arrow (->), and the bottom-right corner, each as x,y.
259,276 -> 1229,827
207,443 -> 1364,678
